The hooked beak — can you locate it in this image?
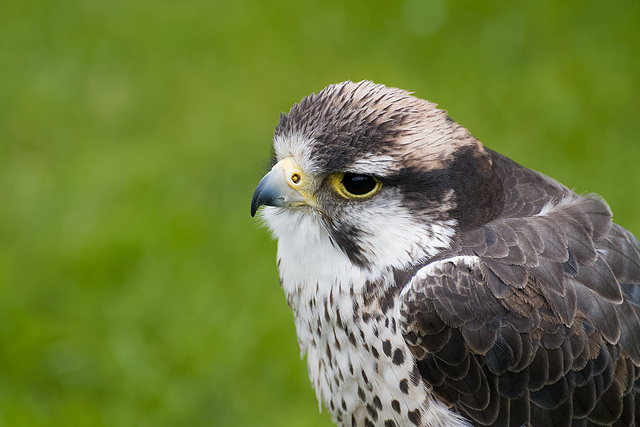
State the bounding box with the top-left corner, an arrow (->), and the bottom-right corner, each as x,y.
250,158 -> 313,217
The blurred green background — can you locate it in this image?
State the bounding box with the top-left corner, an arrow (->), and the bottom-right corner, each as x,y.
1,0 -> 638,425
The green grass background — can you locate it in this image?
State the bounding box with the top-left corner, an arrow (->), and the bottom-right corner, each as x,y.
1,0 -> 639,425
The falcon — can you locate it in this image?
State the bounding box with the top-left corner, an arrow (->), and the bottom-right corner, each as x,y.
250,80 -> 640,426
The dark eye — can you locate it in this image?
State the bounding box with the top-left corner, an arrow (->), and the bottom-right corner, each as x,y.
341,173 -> 378,196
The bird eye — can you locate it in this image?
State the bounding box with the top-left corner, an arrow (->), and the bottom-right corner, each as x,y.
342,174 -> 376,195
335,173 -> 382,199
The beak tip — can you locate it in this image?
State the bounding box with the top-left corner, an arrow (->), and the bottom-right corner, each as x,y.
250,190 -> 262,218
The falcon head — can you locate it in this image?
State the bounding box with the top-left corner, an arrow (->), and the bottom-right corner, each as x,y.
252,81 -> 503,273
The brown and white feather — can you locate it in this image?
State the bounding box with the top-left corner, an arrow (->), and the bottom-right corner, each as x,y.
254,80 -> 640,426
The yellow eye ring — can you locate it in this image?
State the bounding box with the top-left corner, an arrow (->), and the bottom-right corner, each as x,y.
331,173 -> 382,199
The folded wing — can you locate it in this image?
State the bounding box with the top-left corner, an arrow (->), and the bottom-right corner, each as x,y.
398,195 -> 640,426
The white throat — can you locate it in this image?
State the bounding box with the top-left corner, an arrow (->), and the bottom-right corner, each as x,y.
263,207 -> 373,297
260,205 -> 456,302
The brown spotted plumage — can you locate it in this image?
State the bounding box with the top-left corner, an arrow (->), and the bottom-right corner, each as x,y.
251,80 -> 640,426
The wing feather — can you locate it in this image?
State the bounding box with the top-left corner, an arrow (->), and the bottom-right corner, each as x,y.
397,194 -> 640,426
